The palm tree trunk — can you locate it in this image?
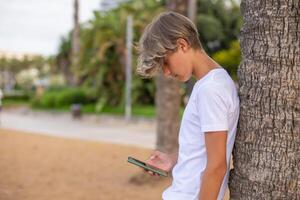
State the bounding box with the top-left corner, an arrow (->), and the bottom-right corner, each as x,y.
155,0 -> 187,153
71,0 -> 80,86
185,0 -> 197,97
229,0 -> 300,199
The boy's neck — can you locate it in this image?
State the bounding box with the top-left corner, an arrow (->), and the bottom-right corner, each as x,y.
191,49 -> 221,80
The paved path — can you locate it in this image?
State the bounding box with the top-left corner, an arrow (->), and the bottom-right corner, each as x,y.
0,108 -> 157,149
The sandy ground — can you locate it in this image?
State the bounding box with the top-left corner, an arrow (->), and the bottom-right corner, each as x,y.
0,128 -> 170,200
0,128 -> 229,200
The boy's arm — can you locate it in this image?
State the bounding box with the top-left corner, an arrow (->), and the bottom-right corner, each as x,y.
199,131 -> 227,200
169,151 -> 179,167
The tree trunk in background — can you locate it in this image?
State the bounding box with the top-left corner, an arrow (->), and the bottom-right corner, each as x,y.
166,0 -> 187,15
71,0 -> 80,86
155,0 -> 187,153
229,0 -> 300,199
185,0 -> 197,97
3,70 -> 15,92
59,58 -> 73,85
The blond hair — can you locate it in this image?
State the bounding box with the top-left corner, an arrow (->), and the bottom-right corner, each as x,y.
136,11 -> 202,78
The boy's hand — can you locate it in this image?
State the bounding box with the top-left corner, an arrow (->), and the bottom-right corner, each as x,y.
142,150 -> 177,176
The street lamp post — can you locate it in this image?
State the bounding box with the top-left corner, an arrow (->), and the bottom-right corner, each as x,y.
125,15 -> 133,121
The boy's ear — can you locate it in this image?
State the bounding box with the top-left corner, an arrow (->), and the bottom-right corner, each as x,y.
176,38 -> 189,52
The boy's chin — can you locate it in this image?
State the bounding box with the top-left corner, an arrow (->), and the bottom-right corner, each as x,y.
179,78 -> 188,83
180,75 -> 192,82
174,76 -> 186,82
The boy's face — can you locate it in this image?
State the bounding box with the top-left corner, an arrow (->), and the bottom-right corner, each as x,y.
162,39 -> 193,82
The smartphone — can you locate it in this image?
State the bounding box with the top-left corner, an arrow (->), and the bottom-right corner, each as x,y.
127,156 -> 168,177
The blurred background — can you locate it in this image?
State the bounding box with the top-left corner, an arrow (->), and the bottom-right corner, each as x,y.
0,0 -> 241,199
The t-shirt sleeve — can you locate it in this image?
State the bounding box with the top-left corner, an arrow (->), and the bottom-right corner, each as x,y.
196,84 -> 229,133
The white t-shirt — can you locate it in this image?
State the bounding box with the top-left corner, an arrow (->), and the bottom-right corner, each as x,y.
162,67 -> 240,200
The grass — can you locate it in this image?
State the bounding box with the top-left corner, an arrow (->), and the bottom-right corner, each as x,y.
101,105 -> 157,117
3,99 -> 185,118
30,104 -> 157,117
84,104 -> 158,118
2,99 -> 30,107
82,104 -> 184,118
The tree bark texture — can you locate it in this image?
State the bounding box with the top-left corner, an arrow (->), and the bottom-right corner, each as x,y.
229,0 -> 300,199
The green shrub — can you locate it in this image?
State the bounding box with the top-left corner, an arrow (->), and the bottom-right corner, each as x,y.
31,87 -> 93,109
30,96 -> 41,107
3,90 -> 30,101
212,40 -> 241,80
55,88 -> 86,107
40,92 -> 57,108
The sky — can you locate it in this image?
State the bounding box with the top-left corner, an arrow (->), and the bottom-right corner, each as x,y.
0,0 -> 101,56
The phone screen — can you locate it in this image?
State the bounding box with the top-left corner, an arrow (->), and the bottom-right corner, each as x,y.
127,156 -> 168,177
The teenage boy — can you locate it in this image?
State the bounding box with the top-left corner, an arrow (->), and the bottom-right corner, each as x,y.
137,11 -> 240,200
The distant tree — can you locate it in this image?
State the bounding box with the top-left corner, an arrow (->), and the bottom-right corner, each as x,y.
212,40 -> 241,80
71,0 -> 80,85
155,0 -> 188,154
196,0 -> 242,54
57,36 -> 73,85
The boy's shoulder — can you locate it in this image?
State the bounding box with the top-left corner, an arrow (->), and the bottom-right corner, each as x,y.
193,81 -> 227,103
194,68 -> 235,94
211,68 -> 235,86
191,69 -> 237,108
